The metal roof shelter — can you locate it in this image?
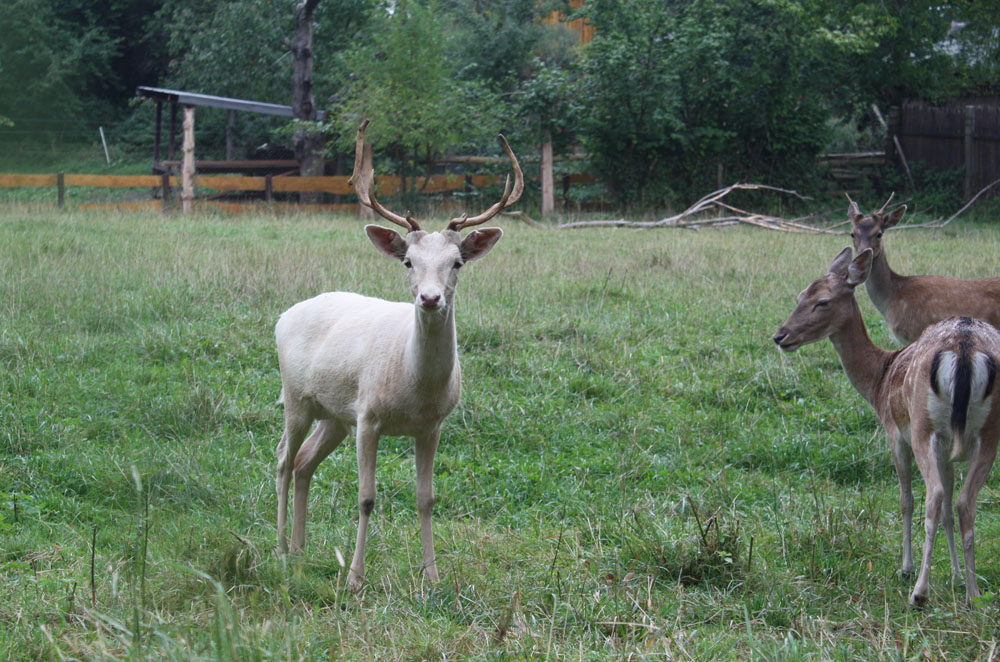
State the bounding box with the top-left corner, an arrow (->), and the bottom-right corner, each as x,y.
137,85 -> 327,175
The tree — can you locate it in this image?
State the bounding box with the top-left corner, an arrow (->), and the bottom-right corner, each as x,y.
336,0 -> 505,201
0,0 -> 121,131
291,0 -> 323,178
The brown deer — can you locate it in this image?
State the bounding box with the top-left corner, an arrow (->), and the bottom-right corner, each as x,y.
773,247 -> 1000,606
274,120 -> 522,590
848,196 -> 1000,344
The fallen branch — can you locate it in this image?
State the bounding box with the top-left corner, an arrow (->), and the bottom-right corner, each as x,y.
556,183 -> 830,233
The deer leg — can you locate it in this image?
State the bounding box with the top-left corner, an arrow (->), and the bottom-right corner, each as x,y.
415,428 -> 442,583
891,433 -> 915,576
290,420 -> 349,553
276,408 -> 312,555
348,420 -> 380,592
910,430 -> 944,606
956,438 -> 997,605
936,450 -> 960,584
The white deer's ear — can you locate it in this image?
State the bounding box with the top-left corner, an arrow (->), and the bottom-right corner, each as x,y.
883,204 -> 906,229
846,248 -> 873,287
365,225 -> 408,260
460,228 -> 503,262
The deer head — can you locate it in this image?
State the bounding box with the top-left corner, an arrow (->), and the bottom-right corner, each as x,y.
847,194 -> 907,259
773,247 -> 873,352
349,120 -> 521,312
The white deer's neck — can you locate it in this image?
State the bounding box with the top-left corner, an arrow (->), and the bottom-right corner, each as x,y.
863,250 -> 901,317
407,304 -> 458,387
827,297 -> 892,407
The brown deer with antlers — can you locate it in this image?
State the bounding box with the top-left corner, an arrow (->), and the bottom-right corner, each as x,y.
774,247 -> 1000,606
848,195 -> 1000,344
274,120 -> 522,590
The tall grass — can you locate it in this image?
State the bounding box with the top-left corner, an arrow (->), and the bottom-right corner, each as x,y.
2,208 -> 999,660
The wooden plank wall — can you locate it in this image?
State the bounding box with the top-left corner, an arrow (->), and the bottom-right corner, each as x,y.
897,100 -> 1000,198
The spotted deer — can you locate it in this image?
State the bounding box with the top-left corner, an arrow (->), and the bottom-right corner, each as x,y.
773,247 -> 1000,606
275,120 -> 522,590
848,196 -> 1000,344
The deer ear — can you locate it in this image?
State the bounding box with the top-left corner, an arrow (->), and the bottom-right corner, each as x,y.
460,228 -> 503,262
365,225 -> 408,260
846,249 -> 873,287
827,246 -> 854,278
883,204 -> 906,229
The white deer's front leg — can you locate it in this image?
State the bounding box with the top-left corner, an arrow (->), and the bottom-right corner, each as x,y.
349,421 -> 380,592
415,428 -> 442,583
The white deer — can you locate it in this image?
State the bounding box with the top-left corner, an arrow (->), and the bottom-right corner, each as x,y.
275,120 -> 522,590
773,247 -> 1000,606
848,195 -> 1000,344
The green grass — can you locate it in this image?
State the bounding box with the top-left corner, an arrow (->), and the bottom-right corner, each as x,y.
3,207 -> 1000,660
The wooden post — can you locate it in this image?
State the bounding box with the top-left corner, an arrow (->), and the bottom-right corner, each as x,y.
265,174 -> 273,202
57,172 -> 65,208
964,105 -> 976,201
540,134 -> 554,216
153,101 -> 162,166
226,109 -> 236,160
181,106 -> 195,214
161,173 -> 171,212
168,102 -> 178,162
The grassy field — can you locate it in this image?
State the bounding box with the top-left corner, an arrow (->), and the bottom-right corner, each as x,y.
2,205 -> 1000,660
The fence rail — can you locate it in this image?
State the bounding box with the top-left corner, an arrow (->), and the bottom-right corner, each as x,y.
0,170 -> 600,213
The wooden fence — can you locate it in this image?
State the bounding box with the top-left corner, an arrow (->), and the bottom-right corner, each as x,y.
897,100 -> 1000,199
0,171 -> 599,213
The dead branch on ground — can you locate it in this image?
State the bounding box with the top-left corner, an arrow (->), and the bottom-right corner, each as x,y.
556,183 -> 839,233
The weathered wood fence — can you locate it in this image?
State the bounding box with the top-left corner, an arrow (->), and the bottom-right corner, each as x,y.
896,100 -> 1000,199
0,171 -> 598,213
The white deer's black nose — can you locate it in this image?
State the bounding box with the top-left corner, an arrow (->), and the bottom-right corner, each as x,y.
420,293 -> 442,309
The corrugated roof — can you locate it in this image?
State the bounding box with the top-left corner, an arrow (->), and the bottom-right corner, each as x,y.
137,86 -> 328,120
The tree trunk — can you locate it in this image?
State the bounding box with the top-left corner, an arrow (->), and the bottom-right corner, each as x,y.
292,0 -> 324,202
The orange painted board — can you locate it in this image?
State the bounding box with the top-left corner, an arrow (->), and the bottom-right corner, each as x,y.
0,174 -> 58,187
270,176 -> 354,194
197,176 -> 267,192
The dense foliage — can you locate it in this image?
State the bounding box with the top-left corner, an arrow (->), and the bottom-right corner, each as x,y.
1,0 -> 998,205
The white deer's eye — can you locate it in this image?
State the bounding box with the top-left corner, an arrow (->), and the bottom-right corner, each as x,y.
453,261 -> 463,270
402,258 -> 412,269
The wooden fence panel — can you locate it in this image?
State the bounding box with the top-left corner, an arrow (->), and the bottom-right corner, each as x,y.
197,176 -> 266,192
64,174 -> 167,187
0,174 -> 58,187
897,100 -> 1000,198
270,176 -> 354,194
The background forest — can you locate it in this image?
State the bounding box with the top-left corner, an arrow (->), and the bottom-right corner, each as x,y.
1,0 -> 999,210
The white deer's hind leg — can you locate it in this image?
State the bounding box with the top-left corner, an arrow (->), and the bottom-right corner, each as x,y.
291,420 -> 349,552
415,428 -> 442,583
276,408 -> 312,555
348,420 -> 380,592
